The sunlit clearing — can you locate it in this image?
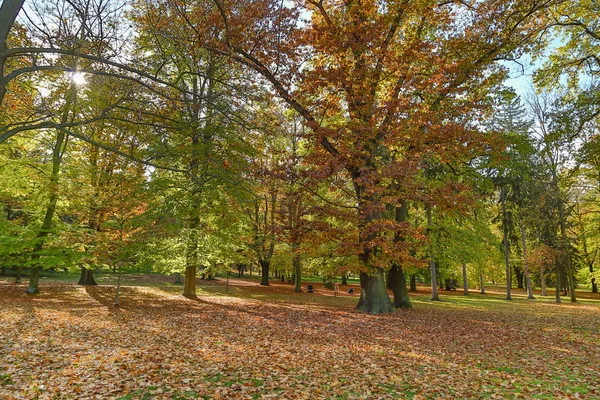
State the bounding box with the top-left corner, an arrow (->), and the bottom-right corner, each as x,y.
72,72 -> 87,85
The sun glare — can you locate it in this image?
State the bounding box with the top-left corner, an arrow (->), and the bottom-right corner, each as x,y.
72,72 -> 87,85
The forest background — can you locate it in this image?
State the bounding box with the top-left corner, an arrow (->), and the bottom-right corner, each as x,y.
1,0 -> 600,312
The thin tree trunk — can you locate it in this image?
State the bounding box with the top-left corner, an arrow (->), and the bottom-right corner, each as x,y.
578,207 -> 598,293
27,66 -> 78,294
479,272 -> 485,294
293,247 -> 301,293
183,212 -> 199,296
427,205 -> 439,301
114,264 -> 122,307
341,273 -> 348,285
555,256 -> 561,304
410,275 -> 417,292
27,131 -> 67,294
540,265 -> 547,296
556,192 -> 575,302
462,263 -> 469,295
501,187 -> 511,300
520,225 -> 534,299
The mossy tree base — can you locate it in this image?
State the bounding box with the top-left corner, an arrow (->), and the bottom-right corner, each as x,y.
356,269 -> 395,314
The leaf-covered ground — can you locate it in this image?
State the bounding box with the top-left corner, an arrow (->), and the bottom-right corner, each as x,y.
1,275 -> 599,399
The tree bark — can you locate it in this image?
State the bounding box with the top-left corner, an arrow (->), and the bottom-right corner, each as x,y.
462,263 -> 469,295
427,204 -> 440,301
578,208 -> 598,293
409,275 -> 417,292
293,249 -> 301,292
389,264 -> 411,308
555,182 -> 575,302
0,0 -> 26,106
78,267 -> 98,285
341,273 -> 348,285
356,270 -> 395,314
183,265 -> 196,297
259,259 -> 270,286
388,200 -> 411,308
479,272 -> 485,294
515,268 -> 524,289
183,211 -> 199,296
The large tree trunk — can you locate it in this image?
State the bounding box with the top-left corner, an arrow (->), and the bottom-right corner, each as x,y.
352,175 -> 394,313
78,267 -> 98,285
356,269 -> 395,314
259,259 -> 270,286
183,265 -> 196,297
341,273 -> 348,285
389,264 -> 411,308
501,187 -> 511,300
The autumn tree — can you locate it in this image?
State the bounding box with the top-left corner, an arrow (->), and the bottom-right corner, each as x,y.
173,0 -> 563,313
